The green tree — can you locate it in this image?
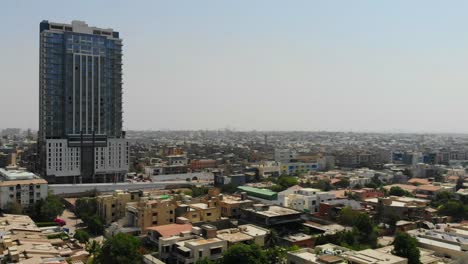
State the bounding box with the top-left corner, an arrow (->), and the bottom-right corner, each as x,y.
86,240 -> 102,264
264,246 -> 287,264
195,258 -> 214,264
5,201 -> 23,214
98,233 -> 142,264
74,230 -> 90,244
456,176 -> 465,191
75,197 -> 98,218
310,180 -> 333,191
220,243 -> 267,264
265,230 -> 280,248
355,213 -> 373,235
85,215 -> 104,235
38,194 -> 65,221
191,186 -> 209,197
389,186 -> 406,197
338,207 -> 360,226
277,176 -> 298,189
393,232 -> 420,264
438,200 -> 466,220
221,183 -> 238,194
335,178 -> 350,189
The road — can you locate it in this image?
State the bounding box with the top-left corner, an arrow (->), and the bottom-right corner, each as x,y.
59,209 -> 83,235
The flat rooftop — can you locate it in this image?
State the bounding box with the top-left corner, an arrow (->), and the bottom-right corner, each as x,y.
216,230 -> 253,243
343,249 -> 406,264
0,168 -> 40,180
186,238 -> 223,247
244,205 -> 301,217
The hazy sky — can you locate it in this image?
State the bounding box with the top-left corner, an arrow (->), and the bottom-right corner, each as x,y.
2,1 -> 468,132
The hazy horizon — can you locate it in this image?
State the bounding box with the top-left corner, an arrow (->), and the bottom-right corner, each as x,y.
3,1 -> 468,133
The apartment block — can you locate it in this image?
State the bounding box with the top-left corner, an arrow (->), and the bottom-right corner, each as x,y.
278,187 -> 336,213
96,190 -> 142,225
0,168 -> 48,209
126,197 -> 177,233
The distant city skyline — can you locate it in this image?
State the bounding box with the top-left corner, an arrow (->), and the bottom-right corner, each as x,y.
3,1 -> 468,133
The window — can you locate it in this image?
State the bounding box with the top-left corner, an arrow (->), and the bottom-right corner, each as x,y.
210,247 -> 222,255
207,213 -> 212,216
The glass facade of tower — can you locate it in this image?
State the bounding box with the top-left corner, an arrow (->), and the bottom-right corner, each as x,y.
39,21 -> 128,184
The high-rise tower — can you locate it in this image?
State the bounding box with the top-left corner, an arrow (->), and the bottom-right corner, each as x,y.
39,20 -> 128,183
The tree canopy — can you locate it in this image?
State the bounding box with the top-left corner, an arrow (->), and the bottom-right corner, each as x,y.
98,233 -> 142,264
393,232 -> 420,264
220,243 -> 267,264
388,186 -> 408,197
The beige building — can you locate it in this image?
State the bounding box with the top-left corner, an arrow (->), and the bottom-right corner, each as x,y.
342,249 -> 407,264
0,214 -> 89,263
176,202 -> 221,223
217,194 -> 253,218
97,190 -> 142,225
149,223 -> 268,263
126,196 -> 177,233
173,237 -> 227,264
287,244 -> 350,264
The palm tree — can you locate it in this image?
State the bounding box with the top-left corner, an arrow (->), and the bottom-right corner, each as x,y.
85,240 -> 102,264
265,230 -> 280,248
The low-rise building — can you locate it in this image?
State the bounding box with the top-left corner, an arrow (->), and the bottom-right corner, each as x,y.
0,214 -> 89,263
173,237 -> 227,264
237,186 -> 278,200
282,233 -> 313,248
342,249 -> 407,264
407,225 -> 468,259
126,196 -> 177,234
280,162 -> 320,175
352,188 -> 385,200
97,190 -> 142,225
0,168 -> 48,209
176,202 -> 221,224
365,196 -> 429,221
277,187 -> 336,213
217,194 -> 253,218
240,204 -> 303,227
287,243 -> 350,264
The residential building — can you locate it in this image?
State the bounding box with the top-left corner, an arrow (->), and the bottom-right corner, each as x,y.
282,233 -> 313,248
407,225 -> 468,259
0,214 -> 89,263
190,159 -> 217,171
173,236 -> 227,264
96,190 -> 142,224
240,204 -> 303,227
176,202 -> 221,223
277,187 -> 336,213
287,244 -> 350,264
39,20 -> 128,184
364,196 -> 429,221
126,196 -> 177,234
237,186 -> 278,200
147,222 -> 194,247
342,249 -> 407,264
275,149 -> 298,163
0,168 -> 48,209
249,161 -> 281,177
352,188 -> 385,201
280,162 -> 320,175
217,194 -> 253,218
